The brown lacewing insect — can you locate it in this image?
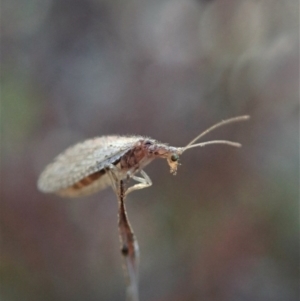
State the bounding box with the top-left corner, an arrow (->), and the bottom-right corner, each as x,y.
37,115 -> 249,197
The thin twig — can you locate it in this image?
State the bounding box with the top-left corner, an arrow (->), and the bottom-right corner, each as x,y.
117,180 -> 140,301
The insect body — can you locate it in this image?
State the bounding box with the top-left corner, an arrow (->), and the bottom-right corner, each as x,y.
37,116 -> 249,197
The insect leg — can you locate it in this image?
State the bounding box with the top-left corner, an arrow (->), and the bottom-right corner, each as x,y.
105,164 -> 122,196
125,170 -> 152,196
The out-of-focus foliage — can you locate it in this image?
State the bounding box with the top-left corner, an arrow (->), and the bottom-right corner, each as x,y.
1,0 -> 299,300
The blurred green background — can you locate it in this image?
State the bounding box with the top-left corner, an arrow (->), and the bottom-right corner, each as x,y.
1,0 -> 299,300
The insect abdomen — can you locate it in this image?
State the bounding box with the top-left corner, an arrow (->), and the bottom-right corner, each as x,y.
56,170 -> 112,198
71,169 -> 106,190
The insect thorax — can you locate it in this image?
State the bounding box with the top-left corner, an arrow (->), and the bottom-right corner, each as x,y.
119,140 -> 154,172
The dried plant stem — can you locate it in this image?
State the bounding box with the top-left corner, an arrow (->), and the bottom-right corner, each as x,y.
117,180 -> 140,301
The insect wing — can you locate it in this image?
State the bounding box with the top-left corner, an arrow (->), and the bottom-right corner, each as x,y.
37,136 -> 142,195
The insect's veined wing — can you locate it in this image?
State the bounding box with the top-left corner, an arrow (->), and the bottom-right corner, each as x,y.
37,136 -> 142,197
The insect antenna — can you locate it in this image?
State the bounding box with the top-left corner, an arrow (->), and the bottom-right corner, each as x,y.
182,115 -> 250,153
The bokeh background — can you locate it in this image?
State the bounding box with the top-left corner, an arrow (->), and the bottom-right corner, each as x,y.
1,0 -> 299,300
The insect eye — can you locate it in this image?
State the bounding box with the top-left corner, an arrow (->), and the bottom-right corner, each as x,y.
170,154 -> 179,162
